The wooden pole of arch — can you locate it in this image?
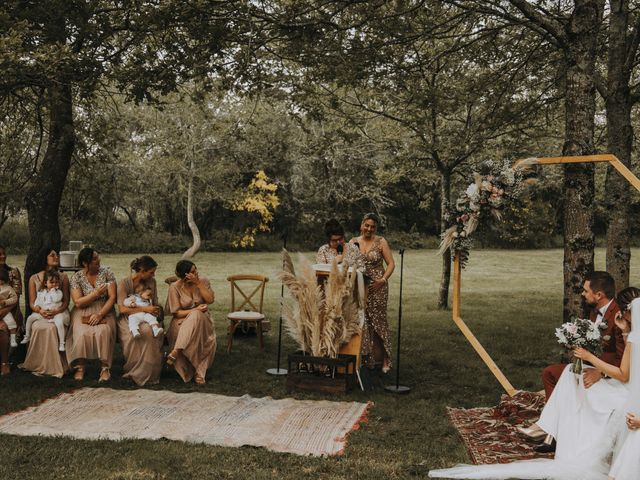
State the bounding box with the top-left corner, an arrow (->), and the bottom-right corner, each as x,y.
451,153 -> 640,397
451,252 -> 517,396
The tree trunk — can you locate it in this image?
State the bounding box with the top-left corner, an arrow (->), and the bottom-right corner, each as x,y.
561,1 -> 603,320
121,206 -> 139,231
437,168 -> 451,309
604,0 -> 632,291
0,205 -> 8,230
182,157 -> 201,259
24,81 -> 75,311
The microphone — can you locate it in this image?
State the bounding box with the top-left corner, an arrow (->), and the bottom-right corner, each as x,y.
337,244 -> 344,255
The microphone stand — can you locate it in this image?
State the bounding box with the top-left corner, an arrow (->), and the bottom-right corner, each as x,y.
267,233 -> 288,376
385,248 -> 410,393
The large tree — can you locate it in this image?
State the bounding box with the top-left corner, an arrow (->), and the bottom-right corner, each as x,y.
598,0 -> 640,291
0,0 -> 254,282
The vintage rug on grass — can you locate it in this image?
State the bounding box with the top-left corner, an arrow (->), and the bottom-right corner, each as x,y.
0,388 -> 370,456
447,390 -> 553,465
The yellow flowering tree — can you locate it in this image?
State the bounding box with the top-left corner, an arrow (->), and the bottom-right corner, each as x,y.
231,170 -> 279,248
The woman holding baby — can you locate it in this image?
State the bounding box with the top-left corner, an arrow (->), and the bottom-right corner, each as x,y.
116,256 -> 164,386
20,246 -> 71,378
67,247 -> 117,382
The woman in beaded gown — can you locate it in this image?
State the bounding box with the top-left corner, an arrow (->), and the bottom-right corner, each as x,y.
350,213 -> 395,372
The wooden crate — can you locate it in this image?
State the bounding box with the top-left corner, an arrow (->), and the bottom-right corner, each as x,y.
286,352 -> 357,394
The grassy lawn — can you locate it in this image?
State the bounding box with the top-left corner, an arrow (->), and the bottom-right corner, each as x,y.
0,248 -> 636,479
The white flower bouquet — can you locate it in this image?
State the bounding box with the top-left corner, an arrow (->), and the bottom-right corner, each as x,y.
555,318 -> 604,373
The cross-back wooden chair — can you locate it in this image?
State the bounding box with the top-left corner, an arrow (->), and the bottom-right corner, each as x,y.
226,274 -> 269,353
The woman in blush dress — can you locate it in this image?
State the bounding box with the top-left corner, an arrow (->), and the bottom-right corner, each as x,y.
20,247 -> 71,377
117,255 -> 164,386
165,260 -> 216,385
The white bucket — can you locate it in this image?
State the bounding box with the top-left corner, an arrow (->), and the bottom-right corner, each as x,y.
59,251 -> 76,268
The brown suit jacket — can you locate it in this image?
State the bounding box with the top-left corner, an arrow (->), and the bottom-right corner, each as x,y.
589,299 -> 624,367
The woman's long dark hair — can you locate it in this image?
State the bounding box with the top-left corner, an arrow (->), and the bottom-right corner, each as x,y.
33,245 -> 56,273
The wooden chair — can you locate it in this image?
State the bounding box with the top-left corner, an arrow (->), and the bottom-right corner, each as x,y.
226,274 -> 269,353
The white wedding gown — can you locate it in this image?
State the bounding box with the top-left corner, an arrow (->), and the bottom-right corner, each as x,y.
429,298 -> 640,480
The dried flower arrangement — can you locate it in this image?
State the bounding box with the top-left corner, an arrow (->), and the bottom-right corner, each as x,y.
278,250 -> 361,358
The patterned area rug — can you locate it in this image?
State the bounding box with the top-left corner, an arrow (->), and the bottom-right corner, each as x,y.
447,390 -> 554,464
0,388 -> 371,456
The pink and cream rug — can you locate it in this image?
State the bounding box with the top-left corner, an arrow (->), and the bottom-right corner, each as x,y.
0,388 -> 371,456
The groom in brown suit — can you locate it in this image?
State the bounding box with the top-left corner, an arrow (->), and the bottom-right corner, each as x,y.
541,271 -> 624,399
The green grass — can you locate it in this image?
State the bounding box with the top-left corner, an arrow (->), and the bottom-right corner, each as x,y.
0,249 -> 637,479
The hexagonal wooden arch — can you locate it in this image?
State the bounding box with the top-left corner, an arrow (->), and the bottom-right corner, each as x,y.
452,154 -> 640,396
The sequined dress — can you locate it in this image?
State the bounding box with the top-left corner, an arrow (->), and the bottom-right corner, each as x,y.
359,236 -> 391,367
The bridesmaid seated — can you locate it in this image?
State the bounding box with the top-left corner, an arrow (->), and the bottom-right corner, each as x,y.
20,247 -> 71,378
166,260 -> 216,385
67,248 -> 117,382
117,256 -> 164,386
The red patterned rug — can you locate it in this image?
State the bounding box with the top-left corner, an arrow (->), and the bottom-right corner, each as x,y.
447,390 -> 554,465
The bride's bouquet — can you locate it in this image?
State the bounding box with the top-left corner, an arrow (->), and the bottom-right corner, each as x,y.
555,317 -> 604,374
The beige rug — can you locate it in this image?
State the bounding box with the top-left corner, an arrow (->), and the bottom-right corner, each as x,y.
0,388 -> 370,456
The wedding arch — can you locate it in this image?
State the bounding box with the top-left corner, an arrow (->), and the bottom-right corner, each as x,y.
452,154 -> 640,396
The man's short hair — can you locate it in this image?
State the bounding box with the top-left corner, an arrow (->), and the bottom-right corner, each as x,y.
585,271 -> 616,300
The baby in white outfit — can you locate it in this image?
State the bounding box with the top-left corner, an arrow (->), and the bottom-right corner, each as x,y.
124,284 -> 163,338
22,270 -> 70,351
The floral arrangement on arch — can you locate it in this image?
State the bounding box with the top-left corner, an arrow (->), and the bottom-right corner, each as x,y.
439,160 -> 528,266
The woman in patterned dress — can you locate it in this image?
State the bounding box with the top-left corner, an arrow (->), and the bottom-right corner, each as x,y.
0,245 -> 22,375
165,260 -> 216,385
67,247 -> 117,382
316,219 -> 363,268
350,213 -> 395,372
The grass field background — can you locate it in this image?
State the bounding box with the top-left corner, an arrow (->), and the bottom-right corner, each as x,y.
0,248 -> 636,479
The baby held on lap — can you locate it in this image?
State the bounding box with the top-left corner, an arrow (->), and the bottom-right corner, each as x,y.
124,285 -> 163,338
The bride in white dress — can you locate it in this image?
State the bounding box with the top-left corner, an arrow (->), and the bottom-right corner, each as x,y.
429,288 -> 640,480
